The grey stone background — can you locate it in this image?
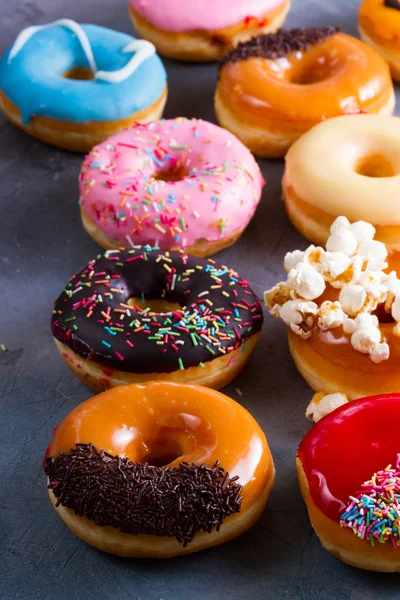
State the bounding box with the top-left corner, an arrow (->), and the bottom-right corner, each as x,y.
1,1 -> 398,598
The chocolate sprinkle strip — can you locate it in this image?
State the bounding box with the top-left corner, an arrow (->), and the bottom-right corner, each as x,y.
220,26 -> 340,67
44,444 -> 243,546
384,0 -> 400,10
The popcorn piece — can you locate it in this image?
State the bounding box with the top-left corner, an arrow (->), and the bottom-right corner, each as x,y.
330,216 -> 350,234
322,252 -> 351,279
327,255 -> 363,289
287,262 -> 325,300
264,282 -> 292,316
326,228 -> 358,257
339,285 -> 366,315
284,249 -> 305,272
351,326 -> 381,353
349,221 -> 375,245
357,240 -> 388,263
306,392 -> 349,423
303,246 -> 326,272
370,342 -> 390,363
347,312 -> 389,362
317,301 -> 345,330
279,300 -> 318,339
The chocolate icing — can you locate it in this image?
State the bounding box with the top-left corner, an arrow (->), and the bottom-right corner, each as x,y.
384,0 -> 400,9
220,26 -> 340,67
45,443 -> 243,546
51,248 -> 263,373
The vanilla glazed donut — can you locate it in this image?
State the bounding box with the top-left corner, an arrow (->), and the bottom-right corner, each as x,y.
79,118 -> 265,256
128,0 -> 290,62
359,0 -> 400,82
264,215 -> 400,401
51,248 -> 263,393
215,27 -> 394,158
44,381 -> 275,557
0,20 -> 167,152
283,115 -> 400,248
297,393 -> 400,572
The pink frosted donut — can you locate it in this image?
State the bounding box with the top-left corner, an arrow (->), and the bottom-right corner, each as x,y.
79,118 -> 265,257
128,0 -> 290,62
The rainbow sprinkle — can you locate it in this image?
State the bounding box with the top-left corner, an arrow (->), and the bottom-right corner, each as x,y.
340,454 -> 400,548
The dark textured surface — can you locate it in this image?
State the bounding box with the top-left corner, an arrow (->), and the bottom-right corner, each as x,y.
1,1 -> 399,599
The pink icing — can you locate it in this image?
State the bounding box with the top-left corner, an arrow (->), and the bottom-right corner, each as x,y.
130,0 -> 286,32
79,118 -> 265,250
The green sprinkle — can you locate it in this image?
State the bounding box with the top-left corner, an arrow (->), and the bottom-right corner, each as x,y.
178,358 -> 184,370
65,316 -> 76,323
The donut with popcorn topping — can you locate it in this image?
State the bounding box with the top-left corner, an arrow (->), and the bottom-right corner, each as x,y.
264,215 -> 400,400
51,247 -> 263,392
79,118 -> 265,256
0,20 -> 167,152
297,393 -> 400,571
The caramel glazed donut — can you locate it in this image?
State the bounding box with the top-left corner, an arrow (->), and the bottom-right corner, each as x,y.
215,26 -> 394,158
129,0 -> 290,62
359,0 -> 400,82
0,20 -> 167,152
43,381 -> 275,557
265,215 -> 400,401
298,393 -> 400,571
283,114 -> 400,249
52,248 -> 263,393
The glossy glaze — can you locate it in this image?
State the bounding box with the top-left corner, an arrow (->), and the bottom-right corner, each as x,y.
360,0 -> 400,49
218,33 -> 392,129
47,382 -> 271,509
298,394 -> 400,521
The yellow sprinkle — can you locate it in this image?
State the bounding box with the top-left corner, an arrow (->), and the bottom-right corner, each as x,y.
163,263 -> 172,273
154,224 -> 166,234
222,291 -> 230,297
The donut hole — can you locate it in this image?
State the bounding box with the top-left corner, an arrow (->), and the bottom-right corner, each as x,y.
62,66 -> 95,80
153,167 -> 189,183
355,154 -> 395,178
290,57 -> 336,84
145,429 -> 187,467
127,296 -> 183,314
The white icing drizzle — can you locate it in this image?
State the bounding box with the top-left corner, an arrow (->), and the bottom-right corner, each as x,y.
8,19 -> 98,72
95,40 -> 155,83
8,20 -> 156,84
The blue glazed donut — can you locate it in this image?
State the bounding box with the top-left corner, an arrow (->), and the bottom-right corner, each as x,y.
0,20 -> 168,151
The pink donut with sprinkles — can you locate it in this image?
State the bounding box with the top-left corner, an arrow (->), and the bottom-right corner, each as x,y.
79,118 -> 265,257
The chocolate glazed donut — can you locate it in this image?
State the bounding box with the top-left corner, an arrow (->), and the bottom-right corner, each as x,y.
51,247 -> 263,391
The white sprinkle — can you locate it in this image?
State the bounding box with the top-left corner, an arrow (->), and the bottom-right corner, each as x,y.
71,286 -> 83,295
198,291 -> 209,297
201,334 -> 212,343
126,234 -> 135,248
193,211 -> 200,218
